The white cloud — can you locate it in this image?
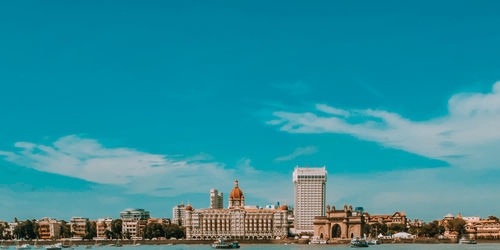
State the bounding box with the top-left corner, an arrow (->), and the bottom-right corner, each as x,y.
0,135 -> 234,196
0,136 -> 293,203
269,81 -> 500,170
274,146 -> 318,162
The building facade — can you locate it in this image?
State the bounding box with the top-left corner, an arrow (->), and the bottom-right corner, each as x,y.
120,208 -> 150,220
172,203 -> 186,226
210,189 -> 224,209
69,217 -> 89,238
37,217 -> 60,239
96,218 -> 113,239
366,211 -> 408,226
293,166 -> 327,233
313,204 -> 365,241
185,179 -> 288,240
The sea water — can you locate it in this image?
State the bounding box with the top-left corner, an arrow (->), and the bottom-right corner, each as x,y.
67,244 -> 500,250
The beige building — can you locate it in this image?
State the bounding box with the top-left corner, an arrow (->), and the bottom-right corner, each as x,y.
96,218 -> 113,239
37,218 -> 60,239
293,166 -> 327,233
185,179 -> 288,240
366,211 -> 408,226
122,219 -> 147,239
69,217 -> 89,238
313,204 -> 365,241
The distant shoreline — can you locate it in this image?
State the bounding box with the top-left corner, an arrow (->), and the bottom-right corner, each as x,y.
2,238 -> 500,246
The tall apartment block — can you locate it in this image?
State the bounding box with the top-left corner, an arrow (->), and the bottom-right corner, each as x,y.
293,166 -> 327,233
172,203 -> 186,226
210,189 -> 224,209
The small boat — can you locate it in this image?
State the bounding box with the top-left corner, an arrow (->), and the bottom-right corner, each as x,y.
211,238 -> 240,249
45,243 -> 62,250
367,239 -> 380,245
350,238 -> 369,248
309,238 -> 327,244
459,237 -> 477,244
16,244 -> 31,250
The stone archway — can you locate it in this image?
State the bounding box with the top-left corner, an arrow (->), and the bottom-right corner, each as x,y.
331,224 -> 342,238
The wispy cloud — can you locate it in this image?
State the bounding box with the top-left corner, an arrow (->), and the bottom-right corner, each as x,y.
0,136 -> 292,203
274,146 -> 318,162
0,135 -> 233,196
269,81 -> 500,170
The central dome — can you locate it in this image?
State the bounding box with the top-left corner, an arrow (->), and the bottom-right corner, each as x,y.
229,179 -> 244,199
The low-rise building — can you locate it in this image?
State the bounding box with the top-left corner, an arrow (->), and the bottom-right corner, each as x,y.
366,211 -> 407,226
37,217 -> 60,239
463,217 -> 500,239
70,217 -> 89,238
122,219 -> 147,239
96,218 -> 113,239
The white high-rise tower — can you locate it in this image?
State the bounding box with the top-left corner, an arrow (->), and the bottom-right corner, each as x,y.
293,166 -> 327,233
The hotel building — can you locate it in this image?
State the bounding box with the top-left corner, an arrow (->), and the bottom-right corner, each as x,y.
293,166 -> 327,233
185,179 -> 288,240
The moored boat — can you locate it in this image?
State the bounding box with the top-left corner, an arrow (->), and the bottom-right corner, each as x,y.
350,238 -> 369,248
16,244 -> 31,250
211,238 -> 240,249
459,237 -> 477,244
45,243 -> 62,250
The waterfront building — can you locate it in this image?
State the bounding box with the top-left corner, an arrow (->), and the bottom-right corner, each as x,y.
4,222 -> 17,238
122,219 -> 147,239
172,203 -> 186,226
210,189 -> 224,209
37,217 -> 60,239
366,211 -> 408,226
313,204 -> 365,241
293,166 -> 327,233
69,217 -> 89,238
120,208 -> 150,220
465,218 -> 500,239
185,179 -> 289,240
96,218 -> 113,239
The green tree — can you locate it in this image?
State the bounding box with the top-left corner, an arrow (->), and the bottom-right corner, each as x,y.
488,215 -> 499,221
447,218 -> 466,235
13,220 -> 38,240
83,221 -> 97,240
163,224 -> 185,239
111,219 -> 122,239
59,220 -> 72,238
419,220 -> 445,238
388,223 -> 406,234
144,223 -> 165,239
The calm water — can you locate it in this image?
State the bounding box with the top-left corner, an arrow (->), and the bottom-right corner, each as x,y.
61,244 -> 500,250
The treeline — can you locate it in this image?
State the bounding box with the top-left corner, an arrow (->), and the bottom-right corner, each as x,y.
364,218 -> 467,238
0,219 -> 184,240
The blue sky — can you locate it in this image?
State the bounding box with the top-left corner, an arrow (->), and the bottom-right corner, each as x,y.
1,0 -> 500,221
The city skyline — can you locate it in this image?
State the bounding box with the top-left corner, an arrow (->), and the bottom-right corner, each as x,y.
2,0 -> 500,222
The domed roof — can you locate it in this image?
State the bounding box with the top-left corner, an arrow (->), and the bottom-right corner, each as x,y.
185,205 -> 194,211
229,179 -> 244,199
280,205 -> 288,211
